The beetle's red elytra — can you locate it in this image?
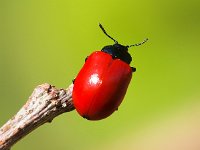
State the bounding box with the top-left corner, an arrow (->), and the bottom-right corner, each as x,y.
72,24 -> 148,120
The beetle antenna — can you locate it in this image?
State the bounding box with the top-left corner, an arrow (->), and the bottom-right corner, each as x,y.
99,23 -> 118,44
127,38 -> 148,48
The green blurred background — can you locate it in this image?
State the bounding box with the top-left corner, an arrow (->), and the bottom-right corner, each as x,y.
0,0 -> 200,149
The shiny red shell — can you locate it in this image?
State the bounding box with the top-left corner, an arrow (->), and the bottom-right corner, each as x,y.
72,51 -> 132,120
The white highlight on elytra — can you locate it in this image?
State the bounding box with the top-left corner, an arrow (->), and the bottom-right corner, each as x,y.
89,73 -> 102,85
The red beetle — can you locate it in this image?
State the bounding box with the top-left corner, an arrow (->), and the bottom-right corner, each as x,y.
72,24 -> 148,120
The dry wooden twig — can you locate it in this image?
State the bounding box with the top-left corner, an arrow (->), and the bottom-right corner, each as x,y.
0,83 -> 74,150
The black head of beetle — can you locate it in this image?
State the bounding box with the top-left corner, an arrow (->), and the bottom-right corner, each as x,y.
99,23 -> 148,65
102,43 -> 132,64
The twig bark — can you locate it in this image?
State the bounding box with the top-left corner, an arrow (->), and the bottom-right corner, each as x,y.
0,83 -> 74,150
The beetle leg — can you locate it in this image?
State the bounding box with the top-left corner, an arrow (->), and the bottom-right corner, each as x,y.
85,56 -> 89,62
131,67 -> 136,72
82,115 -> 90,120
72,78 -> 76,84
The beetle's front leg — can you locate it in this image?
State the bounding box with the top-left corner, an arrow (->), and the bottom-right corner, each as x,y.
131,67 -> 136,72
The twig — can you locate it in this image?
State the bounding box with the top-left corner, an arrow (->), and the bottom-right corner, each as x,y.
0,83 -> 74,150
